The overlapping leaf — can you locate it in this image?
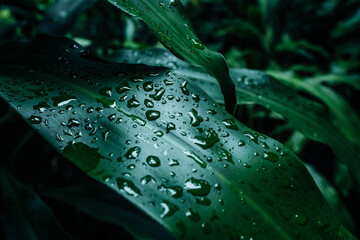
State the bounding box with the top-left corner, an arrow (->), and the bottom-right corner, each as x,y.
107,0 -> 236,113
0,35 -> 355,239
108,48 -> 360,185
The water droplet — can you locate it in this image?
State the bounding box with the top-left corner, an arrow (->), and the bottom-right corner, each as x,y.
185,208 -> 200,222
146,155 -> 161,167
170,0 -> 179,6
189,108 -> 203,127
127,95 -> 140,108
244,131 -> 266,144
191,128 -> 219,149
52,93 -> 77,106
143,81 -> 153,92
184,151 -> 206,168
28,115 -> 42,124
293,211 -> 308,225
192,39 -> 205,50
125,146 -> 141,159
201,222 -> 212,234
146,110 -> 161,120
160,200 -> 179,218
99,87 -> 112,97
180,81 -> 190,95
222,119 -> 238,130
33,101 -> 50,113
116,177 -> 141,197
165,122 -> 176,133
263,152 -> 278,162
185,177 -> 210,196
116,82 -> 131,94
67,118 -> 80,128
141,175 -> 157,185
159,185 -> 183,198
144,99 -> 154,108
195,197 -> 211,206
169,159 -> 179,166
150,88 -> 165,101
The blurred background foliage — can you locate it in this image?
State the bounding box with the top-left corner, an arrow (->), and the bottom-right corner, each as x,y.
0,0 -> 359,239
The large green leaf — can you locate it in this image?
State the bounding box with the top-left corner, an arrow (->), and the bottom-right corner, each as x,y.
107,0 -> 236,113
267,71 -> 360,147
0,35 -> 355,239
107,48 -> 360,184
0,168 -> 71,240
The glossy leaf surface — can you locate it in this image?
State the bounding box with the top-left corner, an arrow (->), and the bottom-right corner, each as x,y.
0,35 -> 355,239
108,48 -> 360,184
107,0 -> 236,113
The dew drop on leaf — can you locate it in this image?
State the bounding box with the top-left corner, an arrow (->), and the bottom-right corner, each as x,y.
28,115 -> 42,124
146,110 -> 161,120
146,155 -> 161,167
293,211 -> 308,225
125,146 -> 141,159
184,177 -> 211,196
160,200 -> 179,218
186,208 -> 200,222
116,177 -> 141,197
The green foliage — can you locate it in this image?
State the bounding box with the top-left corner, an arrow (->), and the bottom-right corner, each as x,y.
0,0 -> 359,239
0,35 -> 355,240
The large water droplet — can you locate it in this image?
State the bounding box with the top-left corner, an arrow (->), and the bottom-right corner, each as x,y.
99,87 -> 112,97
127,95 -> 140,108
191,128 -> 219,149
160,200 -> 179,218
185,177 -> 211,196
116,82 -> 131,94
184,151 -> 206,168
125,146 -> 141,159
143,81 -> 153,92
52,93 -> 77,106
146,110 -> 161,120
146,155 -> 161,167
141,175 -> 157,185
116,177 -> 141,197
180,81 -> 189,95
222,119 -> 238,130
150,88 -> 165,101
185,208 -> 200,222
189,108 -> 203,127
263,152 -> 278,163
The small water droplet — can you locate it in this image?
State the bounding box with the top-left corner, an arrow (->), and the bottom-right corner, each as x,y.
146,155 -> 161,167
125,146 -> 141,159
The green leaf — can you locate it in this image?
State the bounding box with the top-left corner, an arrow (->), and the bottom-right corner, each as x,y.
107,48 -> 360,185
0,168 -> 71,240
306,164 -> 354,232
107,0 -> 236,113
41,178 -> 175,240
0,35 -> 355,239
267,71 -> 360,150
